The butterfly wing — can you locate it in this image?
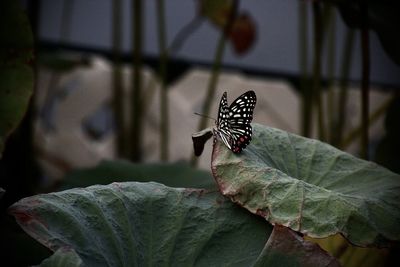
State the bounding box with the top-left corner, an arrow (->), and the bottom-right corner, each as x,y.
217,92 -> 229,127
215,92 -> 233,150
228,90 -> 257,153
215,90 -> 257,153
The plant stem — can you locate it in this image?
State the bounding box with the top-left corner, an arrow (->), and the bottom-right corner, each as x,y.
191,42 -> 226,166
341,96 -> 394,150
197,37 -> 225,131
156,0 -> 169,161
191,0 -> 238,166
299,0 -> 310,137
169,16 -> 204,54
335,29 -> 355,147
112,0 -> 125,157
130,0 -> 143,161
360,1 -> 370,159
326,6 -> 336,144
312,2 -> 325,141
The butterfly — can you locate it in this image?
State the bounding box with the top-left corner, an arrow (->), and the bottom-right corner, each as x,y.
213,90 -> 257,153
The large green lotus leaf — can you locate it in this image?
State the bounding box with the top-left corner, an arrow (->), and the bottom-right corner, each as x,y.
254,225 -> 340,267
0,0 -> 34,156
38,248 -> 82,267
10,182 -> 273,266
212,123 -> 400,247
62,161 -> 215,190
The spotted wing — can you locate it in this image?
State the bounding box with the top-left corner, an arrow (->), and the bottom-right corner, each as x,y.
227,90 -> 257,153
216,92 -> 233,149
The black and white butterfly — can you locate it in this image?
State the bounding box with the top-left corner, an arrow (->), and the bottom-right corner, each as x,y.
213,90 -> 257,153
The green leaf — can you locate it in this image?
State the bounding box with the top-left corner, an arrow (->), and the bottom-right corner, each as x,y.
212,123 -> 400,247
0,0 -> 34,156
309,234 -> 388,267
254,225 -> 340,267
62,160 -> 216,190
10,182 -> 273,266
38,248 -> 83,267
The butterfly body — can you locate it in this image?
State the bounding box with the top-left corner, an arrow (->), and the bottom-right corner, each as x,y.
214,90 -> 257,153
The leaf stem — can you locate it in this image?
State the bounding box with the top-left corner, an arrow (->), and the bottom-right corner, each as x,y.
341,96 -> 393,150
299,1 -> 310,137
112,0 -> 125,157
360,1 -> 370,159
156,0 -> 169,161
169,16 -> 204,55
335,29 -> 355,147
130,0 -> 143,161
326,6 -> 336,144
191,0 -> 238,166
312,1 -> 325,141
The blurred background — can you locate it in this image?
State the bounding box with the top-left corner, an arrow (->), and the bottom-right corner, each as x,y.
38,1 -> 400,84
1,0 -> 400,266
19,0 -> 400,174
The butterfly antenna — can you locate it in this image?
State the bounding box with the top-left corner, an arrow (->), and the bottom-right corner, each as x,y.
194,112 -> 215,121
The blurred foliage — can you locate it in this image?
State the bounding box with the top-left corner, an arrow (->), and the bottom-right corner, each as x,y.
0,214 -> 51,266
62,160 -> 216,190
374,97 -> 400,174
0,0 -> 34,156
327,0 -> 400,65
198,0 -> 257,55
0,2 -> 49,266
